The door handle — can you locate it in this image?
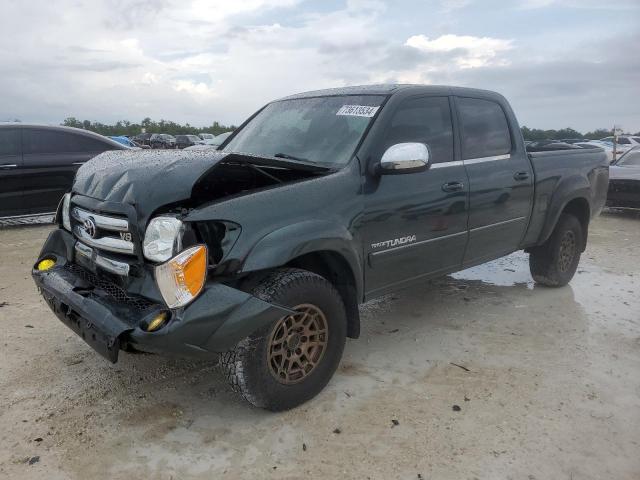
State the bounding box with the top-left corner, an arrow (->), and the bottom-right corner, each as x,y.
0,164 -> 18,169
442,181 -> 464,192
513,171 -> 530,181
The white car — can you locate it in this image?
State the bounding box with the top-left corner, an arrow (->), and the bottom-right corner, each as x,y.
575,141 -> 615,163
599,135 -> 640,153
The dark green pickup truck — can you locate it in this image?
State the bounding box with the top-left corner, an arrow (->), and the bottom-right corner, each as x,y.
32,85 -> 609,410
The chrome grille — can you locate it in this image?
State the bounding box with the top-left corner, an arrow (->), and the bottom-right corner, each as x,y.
71,206 -> 135,276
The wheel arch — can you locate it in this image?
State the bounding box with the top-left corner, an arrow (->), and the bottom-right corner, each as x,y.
285,250 -> 361,339
239,220 -> 363,339
537,180 -> 592,252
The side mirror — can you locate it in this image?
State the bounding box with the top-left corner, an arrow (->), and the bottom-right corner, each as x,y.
379,143 -> 430,174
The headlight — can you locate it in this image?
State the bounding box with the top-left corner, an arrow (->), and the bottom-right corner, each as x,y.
155,245 -> 207,308
61,193 -> 71,231
143,217 -> 183,262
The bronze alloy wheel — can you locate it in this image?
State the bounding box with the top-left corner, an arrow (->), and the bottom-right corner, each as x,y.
558,230 -> 576,272
267,303 -> 329,385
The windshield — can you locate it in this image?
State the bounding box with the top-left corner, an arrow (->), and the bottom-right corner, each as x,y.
224,95 -> 385,167
617,148 -> 640,166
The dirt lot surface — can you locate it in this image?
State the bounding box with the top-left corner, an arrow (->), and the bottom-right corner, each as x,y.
1,211 -> 639,479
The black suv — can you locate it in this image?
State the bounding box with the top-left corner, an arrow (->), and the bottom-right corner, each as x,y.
150,134 -> 176,149
132,133 -> 153,147
0,124 -> 125,217
175,135 -> 204,149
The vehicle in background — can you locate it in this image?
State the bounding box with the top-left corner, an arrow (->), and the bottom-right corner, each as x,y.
132,132 -> 153,147
0,124 -> 126,217
560,138 -> 586,144
599,136 -> 640,154
212,131 -> 233,147
607,146 -> 640,209
150,133 -> 176,149
600,136 -> 640,146
198,131 -> 234,146
183,144 -> 217,151
526,140 -> 580,152
175,135 -> 205,149
597,137 -> 634,161
199,133 -> 215,142
109,136 -> 149,149
575,141 -> 614,163
32,85 -> 608,411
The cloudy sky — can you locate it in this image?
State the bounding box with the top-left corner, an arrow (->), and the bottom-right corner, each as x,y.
2,0 -> 639,132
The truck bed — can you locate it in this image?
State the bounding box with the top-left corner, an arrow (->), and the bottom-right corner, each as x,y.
522,148 -> 609,248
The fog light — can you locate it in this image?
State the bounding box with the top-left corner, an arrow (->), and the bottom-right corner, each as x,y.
37,258 -> 56,271
146,312 -> 168,332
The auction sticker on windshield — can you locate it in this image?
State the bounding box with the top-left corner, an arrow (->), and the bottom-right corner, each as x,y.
336,105 -> 380,117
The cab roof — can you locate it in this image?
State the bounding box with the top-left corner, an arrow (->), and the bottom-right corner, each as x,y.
278,84 -> 505,101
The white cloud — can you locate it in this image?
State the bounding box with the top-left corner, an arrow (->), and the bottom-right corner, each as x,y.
0,0 -> 637,132
519,0 -> 638,8
405,34 -> 514,68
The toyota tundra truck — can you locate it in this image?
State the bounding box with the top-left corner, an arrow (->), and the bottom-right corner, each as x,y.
32,85 -> 609,410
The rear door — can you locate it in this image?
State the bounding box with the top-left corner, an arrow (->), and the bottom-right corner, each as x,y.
0,128 -> 25,216
455,96 -> 533,265
362,95 -> 469,297
22,128 -> 113,214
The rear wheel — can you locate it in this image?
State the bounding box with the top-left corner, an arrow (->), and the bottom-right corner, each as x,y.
220,268 -> 347,411
529,213 -> 583,287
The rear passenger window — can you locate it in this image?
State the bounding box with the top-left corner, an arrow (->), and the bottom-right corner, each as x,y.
383,96 -> 454,163
0,129 -> 20,156
24,129 -> 111,154
457,97 -> 512,159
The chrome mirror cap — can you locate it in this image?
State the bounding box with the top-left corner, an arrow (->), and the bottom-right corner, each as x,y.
379,143 -> 430,174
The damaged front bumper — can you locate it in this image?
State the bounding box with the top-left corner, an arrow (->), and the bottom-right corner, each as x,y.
32,229 -> 292,363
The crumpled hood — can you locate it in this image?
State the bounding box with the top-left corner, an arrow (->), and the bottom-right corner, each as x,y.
74,149 -> 228,208
73,149 -> 329,226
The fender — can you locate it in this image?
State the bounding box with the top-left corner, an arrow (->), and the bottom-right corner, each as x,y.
241,219 -> 364,301
537,173 -> 591,246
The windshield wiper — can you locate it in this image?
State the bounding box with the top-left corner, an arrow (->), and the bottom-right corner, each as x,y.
274,152 -> 309,162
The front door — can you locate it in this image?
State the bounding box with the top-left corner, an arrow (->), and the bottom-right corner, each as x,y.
361,96 -> 469,298
0,128 -> 25,217
455,96 -> 534,265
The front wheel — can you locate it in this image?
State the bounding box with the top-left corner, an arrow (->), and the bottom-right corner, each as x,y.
220,269 -> 347,411
529,213 -> 583,287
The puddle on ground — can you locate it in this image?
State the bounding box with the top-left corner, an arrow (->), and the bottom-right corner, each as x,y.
451,251 -> 534,288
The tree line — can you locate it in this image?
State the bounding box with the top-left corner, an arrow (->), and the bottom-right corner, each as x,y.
60,117 -> 637,141
61,117 -> 236,137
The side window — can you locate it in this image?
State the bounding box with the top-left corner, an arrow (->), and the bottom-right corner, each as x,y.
25,129 -> 111,153
619,151 -> 640,166
457,97 -> 512,159
383,96 -> 454,163
24,129 -> 74,154
0,129 -> 20,156
74,135 -> 112,152
617,137 -> 631,145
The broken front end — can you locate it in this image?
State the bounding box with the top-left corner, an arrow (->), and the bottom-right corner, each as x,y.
32,193 -> 291,363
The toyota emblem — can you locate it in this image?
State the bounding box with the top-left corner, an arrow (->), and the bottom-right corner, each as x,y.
83,217 -> 97,238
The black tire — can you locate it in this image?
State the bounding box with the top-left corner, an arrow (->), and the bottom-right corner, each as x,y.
220,268 -> 347,411
529,213 -> 583,287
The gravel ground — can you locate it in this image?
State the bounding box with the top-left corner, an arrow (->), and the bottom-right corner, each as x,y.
0,211 -> 639,479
